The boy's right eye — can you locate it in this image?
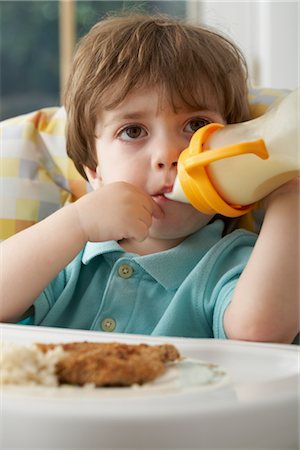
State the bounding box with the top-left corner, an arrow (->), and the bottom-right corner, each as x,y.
118,125 -> 147,141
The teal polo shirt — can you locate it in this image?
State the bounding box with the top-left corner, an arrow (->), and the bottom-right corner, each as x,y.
29,220 -> 256,338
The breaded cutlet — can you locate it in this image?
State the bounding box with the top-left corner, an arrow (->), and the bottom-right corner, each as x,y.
36,342 -> 180,387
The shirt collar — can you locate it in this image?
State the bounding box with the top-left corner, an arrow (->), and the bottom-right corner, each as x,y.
81,221 -> 224,290
82,240 -> 125,263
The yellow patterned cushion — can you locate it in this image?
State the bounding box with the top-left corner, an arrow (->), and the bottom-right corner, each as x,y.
248,87 -> 290,118
1,107 -> 88,240
0,88 -> 290,240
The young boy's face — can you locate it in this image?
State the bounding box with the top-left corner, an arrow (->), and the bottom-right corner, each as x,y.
86,88 -> 225,243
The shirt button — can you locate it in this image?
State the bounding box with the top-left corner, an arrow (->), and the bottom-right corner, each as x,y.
118,264 -> 134,279
101,318 -> 116,332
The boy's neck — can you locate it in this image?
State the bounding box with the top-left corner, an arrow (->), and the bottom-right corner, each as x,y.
118,236 -> 185,256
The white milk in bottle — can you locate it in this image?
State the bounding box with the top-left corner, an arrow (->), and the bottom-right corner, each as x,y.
166,89 -> 299,217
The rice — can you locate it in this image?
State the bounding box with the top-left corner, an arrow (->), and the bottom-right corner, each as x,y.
0,342 -> 66,386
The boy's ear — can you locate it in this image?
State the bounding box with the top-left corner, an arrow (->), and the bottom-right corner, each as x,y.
83,165 -> 102,190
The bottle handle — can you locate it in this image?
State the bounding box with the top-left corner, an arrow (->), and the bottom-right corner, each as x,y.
184,123 -> 269,172
177,123 -> 269,217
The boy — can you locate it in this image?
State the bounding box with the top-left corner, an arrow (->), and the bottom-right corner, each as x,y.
1,14 -> 299,343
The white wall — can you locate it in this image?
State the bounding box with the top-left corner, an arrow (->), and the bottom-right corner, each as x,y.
186,0 -> 299,90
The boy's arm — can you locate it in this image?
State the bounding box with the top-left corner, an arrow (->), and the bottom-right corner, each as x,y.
1,182 -> 162,322
224,178 -> 299,343
1,203 -> 86,322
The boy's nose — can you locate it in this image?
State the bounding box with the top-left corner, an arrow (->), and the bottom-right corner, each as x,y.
156,160 -> 178,170
153,142 -> 181,171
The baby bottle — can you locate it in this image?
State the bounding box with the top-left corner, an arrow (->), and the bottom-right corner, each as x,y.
166,88 -> 299,217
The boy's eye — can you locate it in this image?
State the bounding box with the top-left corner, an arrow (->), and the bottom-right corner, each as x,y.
119,125 -> 147,141
185,118 -> 211,133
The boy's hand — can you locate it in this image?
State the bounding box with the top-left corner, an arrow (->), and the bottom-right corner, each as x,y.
74,182 -> 164,243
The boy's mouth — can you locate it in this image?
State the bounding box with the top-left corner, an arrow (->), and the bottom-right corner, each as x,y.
152,187 -> 173,203
153,193 -> 168,201
152,186 -> 173,196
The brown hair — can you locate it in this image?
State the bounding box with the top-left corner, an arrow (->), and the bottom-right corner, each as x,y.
64,13 -> 250,179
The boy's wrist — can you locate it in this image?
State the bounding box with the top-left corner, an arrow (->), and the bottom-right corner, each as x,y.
72,197 -> 93,244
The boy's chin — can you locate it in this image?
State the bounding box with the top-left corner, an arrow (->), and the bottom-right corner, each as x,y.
150,214 -> 213,240
149,223 -> 201,241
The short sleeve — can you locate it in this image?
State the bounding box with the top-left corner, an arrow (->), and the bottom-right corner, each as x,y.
206,231 -> 256,339
212,277 -> 240,339
32,270 -> 67,324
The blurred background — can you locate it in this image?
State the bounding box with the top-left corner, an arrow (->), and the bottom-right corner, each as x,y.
1,0 -> 298,120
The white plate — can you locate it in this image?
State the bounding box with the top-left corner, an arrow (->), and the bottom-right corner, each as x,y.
1,323 -> 299,449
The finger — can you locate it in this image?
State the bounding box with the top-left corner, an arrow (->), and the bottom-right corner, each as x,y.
132,221 -> 149,242
150,200 -> 164,219
139,210 -> 153,228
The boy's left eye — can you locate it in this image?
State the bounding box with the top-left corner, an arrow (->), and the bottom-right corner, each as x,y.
118,125 -> 147,141
185,118 -> 211,133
